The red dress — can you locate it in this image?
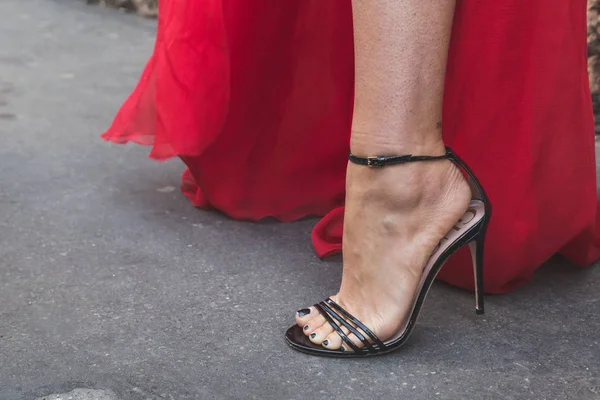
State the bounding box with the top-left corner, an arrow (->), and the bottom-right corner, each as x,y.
103,0 -> 600,294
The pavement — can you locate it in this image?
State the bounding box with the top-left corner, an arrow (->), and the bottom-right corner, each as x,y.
0,1 -> 599,399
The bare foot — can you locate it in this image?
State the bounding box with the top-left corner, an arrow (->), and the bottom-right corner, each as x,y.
295,142 -> 471,350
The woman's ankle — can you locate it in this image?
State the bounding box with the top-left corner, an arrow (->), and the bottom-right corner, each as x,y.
349,131 -> 446,158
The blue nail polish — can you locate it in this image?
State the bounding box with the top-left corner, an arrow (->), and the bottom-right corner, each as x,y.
297,308 -> 311,317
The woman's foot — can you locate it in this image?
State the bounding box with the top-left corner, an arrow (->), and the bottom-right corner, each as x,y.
295,142 -> 472,350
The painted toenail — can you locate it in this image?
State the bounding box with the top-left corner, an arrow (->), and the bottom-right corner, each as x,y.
310,333 -> 317,339
297,308 -> 311,317
340,345 -> 347,352
323,339 -> 329,346
303,325 -> 310,331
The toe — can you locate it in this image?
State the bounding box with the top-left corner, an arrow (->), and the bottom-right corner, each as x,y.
295,306 -> 318,327
309,322 -> 334,345
345,332 -> 367,350
322,330 -> 343,350
341,320 -> 368,349
302,313 -> 327,336
322,326 -> 365,352
296,307 -> 328,336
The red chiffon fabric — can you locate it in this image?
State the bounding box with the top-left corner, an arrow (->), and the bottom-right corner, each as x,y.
103,0 -> 600,294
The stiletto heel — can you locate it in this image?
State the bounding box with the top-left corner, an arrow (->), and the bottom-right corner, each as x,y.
286,147 -> 492,357
469,230 -> 486,315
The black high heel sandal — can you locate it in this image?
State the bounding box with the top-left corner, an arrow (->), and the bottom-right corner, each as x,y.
285,147 -> 491,357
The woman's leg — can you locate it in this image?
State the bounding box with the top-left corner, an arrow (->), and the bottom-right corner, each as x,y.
296,0 -> 472,349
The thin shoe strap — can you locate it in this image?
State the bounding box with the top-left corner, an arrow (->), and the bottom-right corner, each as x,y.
317,301 -> 377,353
348,147 -> 488,204
325,298 -> 387,350
313,303 -> 363,353
348,150 -> 451,168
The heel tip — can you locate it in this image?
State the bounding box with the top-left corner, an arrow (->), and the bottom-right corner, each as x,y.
476,309 -> 485,315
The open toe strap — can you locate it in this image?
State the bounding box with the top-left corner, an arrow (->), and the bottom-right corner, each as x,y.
314,298 -> 386,354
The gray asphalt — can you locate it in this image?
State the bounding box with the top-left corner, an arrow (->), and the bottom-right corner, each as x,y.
1,1 -> 599,399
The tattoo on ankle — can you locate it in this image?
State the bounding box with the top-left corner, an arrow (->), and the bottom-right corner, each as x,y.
436,122 -> 442,130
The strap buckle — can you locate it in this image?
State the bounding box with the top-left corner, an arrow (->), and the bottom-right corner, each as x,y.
367,157 -> 385,168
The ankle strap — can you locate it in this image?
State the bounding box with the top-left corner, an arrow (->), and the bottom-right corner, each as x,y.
348,150 -> 451,168
349,147 -> 491,210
